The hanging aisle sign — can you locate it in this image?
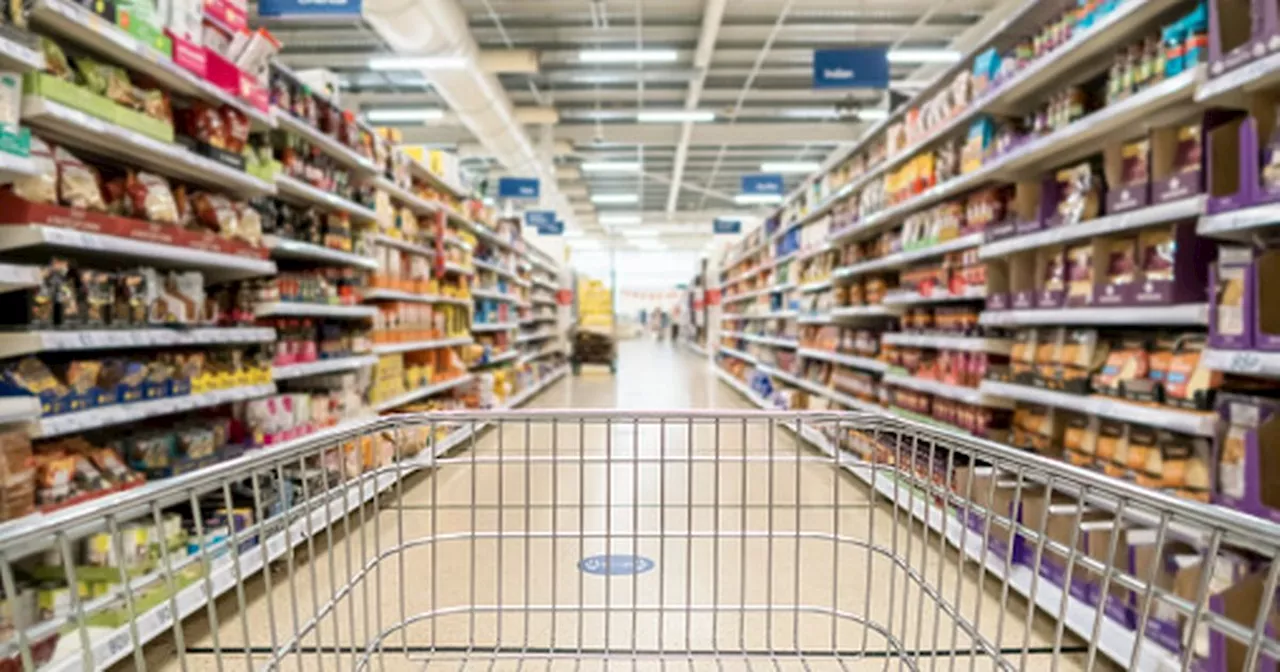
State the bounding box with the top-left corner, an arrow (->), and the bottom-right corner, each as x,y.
498,177 -> 540,200
525,210 -> 561,234
259,0 -> 361,17
713,218 -> 742,235
813,48 -> 890,89
740,174 -> 783,196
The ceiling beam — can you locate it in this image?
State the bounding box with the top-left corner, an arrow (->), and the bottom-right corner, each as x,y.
667,0 -> 728,214
392,122 -> 863,146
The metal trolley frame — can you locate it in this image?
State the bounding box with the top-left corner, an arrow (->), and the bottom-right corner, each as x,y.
1,410 -> 1279,672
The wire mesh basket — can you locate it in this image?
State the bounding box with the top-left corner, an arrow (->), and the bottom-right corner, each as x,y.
1,411 -> 1279,672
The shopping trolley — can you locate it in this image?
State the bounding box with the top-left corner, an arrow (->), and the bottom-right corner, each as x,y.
2,411 -> 1280,672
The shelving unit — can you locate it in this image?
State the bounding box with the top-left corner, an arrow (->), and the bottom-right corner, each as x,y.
706,2 -> 1279,668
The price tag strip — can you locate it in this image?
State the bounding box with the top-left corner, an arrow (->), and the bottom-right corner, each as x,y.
32,384 -> 276,439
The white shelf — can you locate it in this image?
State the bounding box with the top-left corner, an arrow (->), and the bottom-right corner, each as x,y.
882,373 -> 1011,408
834,233 -> 984,280
979,380 -> 1220,437
797,314 -> 834,325
0,151 -> 40,183
730,333 -> 798,349
473,259 -> 521,281
882,332 -> 1013,354
882,288 -> 986,306
981,197 -> 1205,259
1197,46 -> 1280,104
373,374 -> 473,411
265,235 -> 380,269
470,223 -> 517,251
720,310 -> 797,321
532,278 -> 558,291
794,242 -> 835,262
0,225 -> 276,281
797,348 -> 887,373
1197,203 -> 1280,240
370,336 -> 472,355
254,302 -> 378,320
275,176 -> 379,224
370,234 -> 434,257
362,288 -> 471,306
798,279 -> 832,293
272,355 -> 377,381
0,263 -> 45,294
506,367 -> 568,408
21,97 -> 275,199
27,0 -> 271,128
830,305 -> 902,319
718,345 -> 757,364
760,365 -> 883,413
1202,349 -> 1280,379
472,321 -> 519,332
273,109 -> 377,174
32,383 -> 275,439
444,261 -> 475,276
516,331 -> 555,343
472,288 -> 521,302
470,350 -> 519,368
0,33 -> 43,72
979,304 -> 1208,327
532,296 -> 557,306
715,367 -> 771,407
405,157 -> 470,200
519,348 -> 564,365
0,327 -> 275,359
0,397 -> 42,425
371,176 -> 442,216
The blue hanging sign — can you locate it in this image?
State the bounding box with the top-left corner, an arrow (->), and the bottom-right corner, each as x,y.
537,220 -> 565,235
813,48 -> 890,89
498,177 -> 540,200
259,0 -> 361,17
525,210 -> 556,229
740,174 -> 784,196
713,218 -> 742,235
579,554 -> 655,576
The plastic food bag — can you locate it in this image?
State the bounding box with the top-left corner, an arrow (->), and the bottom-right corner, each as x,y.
54,146 -> 106,211
194,192 -> 237,238
127,172 -> 178,224
11,137 -> 57,204
40,39 -> 72,81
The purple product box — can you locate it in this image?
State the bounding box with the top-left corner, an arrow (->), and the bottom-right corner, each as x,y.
1011,290 -> 1035,309
985,292 -> 1009,311
1207,0 -> 1267,77
1206,111 -> 1256,214
1209,246 -> 1257,350
1155,170 -> 1205,203
1215,393 -> 1280,522
1106,182 -> 1150,214
1038,174 -> 1064,231
986,217 -> 1018,241
1129,221 -> 1216,306
1254,248 -> 1280,350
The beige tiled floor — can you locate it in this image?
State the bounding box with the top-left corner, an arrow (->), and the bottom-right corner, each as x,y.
109,340 -> 1108,671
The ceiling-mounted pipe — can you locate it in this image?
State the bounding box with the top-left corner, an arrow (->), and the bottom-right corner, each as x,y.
360,0 -> 574,222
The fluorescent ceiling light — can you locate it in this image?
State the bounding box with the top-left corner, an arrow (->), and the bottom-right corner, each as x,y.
571,241 -> 605,250
735,194 -> 784,205
858,109 -> 890,121
368,56 -> 469,70
622,229 -> 659,238
637,110 -> 715,123
365,108 -> 445,123
581,162 -> 641,173
599,214 -> 643,225
579,49 -> 678,63
761,162 -> 820,174
590,194 -> 639,204
887,49 -> 962,64
781,107 -> 841,119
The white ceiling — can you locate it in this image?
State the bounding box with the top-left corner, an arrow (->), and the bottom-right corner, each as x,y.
264,0 -> 1015,252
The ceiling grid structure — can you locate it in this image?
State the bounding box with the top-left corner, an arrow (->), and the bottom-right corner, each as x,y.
265,0 -> 1010,254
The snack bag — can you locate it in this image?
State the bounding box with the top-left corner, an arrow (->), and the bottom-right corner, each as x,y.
53,147 -> 106,211
11,137 -> 56,204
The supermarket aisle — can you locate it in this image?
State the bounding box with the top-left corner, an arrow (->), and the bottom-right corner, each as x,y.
121,341 -> 1101,672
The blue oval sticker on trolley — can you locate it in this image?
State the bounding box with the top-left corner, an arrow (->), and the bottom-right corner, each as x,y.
579,554 -> 655,576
